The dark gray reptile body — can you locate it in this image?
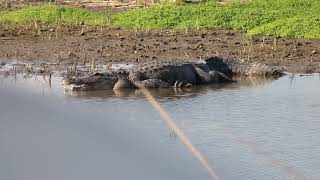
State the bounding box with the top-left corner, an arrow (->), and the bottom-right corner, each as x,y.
62,57 -> 284,90
128,61 -> 199,88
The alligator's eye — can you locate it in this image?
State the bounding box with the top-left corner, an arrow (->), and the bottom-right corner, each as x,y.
93,73 -> 104,76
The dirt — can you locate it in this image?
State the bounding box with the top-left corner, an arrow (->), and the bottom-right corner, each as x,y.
1,24 -> 320,73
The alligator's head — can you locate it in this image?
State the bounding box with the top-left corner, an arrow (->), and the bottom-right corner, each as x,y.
62,72 -> 135,91
62,74 -> 119,91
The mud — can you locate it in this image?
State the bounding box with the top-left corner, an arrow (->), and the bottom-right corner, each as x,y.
1,24 -> 320,73
0,0 -> 140,11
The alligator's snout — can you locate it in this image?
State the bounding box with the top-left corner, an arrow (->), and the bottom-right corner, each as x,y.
61,75 -> 119,91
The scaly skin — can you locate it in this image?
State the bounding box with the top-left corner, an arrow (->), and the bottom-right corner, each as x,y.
204,57 -> 284,76
127,59 -> 234,88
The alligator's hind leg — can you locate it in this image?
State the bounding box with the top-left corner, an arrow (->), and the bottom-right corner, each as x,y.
113,79 -> 135,90
209,70 -> 235,83
195,66 -> 234,83
136,78 -> 171,88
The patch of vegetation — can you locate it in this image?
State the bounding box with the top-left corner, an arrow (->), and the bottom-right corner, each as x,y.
112,0 -> 320,38
0,4 -> 110,25
0,1 -> 320,38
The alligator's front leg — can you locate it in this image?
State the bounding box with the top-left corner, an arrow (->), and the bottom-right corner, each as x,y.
113,79 -> 135,90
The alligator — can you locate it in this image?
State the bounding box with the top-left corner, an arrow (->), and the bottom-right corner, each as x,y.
62,57 -> 284,91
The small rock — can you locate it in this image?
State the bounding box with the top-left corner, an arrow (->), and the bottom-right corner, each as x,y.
195,43 -> 204,49
226,31 -> 235,36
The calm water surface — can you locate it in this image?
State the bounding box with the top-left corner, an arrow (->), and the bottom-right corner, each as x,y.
0,73 -> 319,180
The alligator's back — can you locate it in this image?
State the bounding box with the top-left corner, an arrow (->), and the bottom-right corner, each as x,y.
132,60 -> 191,72
129,60 -> 198,85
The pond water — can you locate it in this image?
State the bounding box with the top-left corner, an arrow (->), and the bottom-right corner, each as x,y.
0,72 -> 319,180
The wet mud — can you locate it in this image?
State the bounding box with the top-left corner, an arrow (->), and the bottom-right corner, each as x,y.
1,25 -> 320,73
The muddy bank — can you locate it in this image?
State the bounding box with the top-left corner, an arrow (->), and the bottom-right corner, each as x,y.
1,25 -> 320,73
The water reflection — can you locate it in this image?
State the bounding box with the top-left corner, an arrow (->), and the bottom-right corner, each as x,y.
63,77 -> 279,100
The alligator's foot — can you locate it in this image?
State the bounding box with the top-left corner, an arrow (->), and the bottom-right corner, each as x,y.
173,81 -> 192,88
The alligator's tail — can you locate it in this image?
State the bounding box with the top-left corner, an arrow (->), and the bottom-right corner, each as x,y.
204,57 -> 285,77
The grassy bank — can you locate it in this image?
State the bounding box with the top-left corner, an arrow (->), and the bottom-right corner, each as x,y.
0,4 -> 110,25
1,0 -> 320,38
113,0 -> 320,38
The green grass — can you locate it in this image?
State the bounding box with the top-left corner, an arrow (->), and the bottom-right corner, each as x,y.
0,4 -> 110,25
0,1 -> 320,38
112,0 -> 320,38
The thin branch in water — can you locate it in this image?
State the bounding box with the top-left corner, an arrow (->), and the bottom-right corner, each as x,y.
139,88 -> 221,180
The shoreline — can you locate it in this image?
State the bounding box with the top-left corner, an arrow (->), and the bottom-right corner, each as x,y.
1,1 -> 320,73
1,26 -> 319,73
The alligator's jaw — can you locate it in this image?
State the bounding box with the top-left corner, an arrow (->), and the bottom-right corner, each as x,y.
62,76 -> 118,91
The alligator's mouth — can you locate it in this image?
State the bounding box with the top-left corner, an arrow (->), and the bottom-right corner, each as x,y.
62,75 -> 118,91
